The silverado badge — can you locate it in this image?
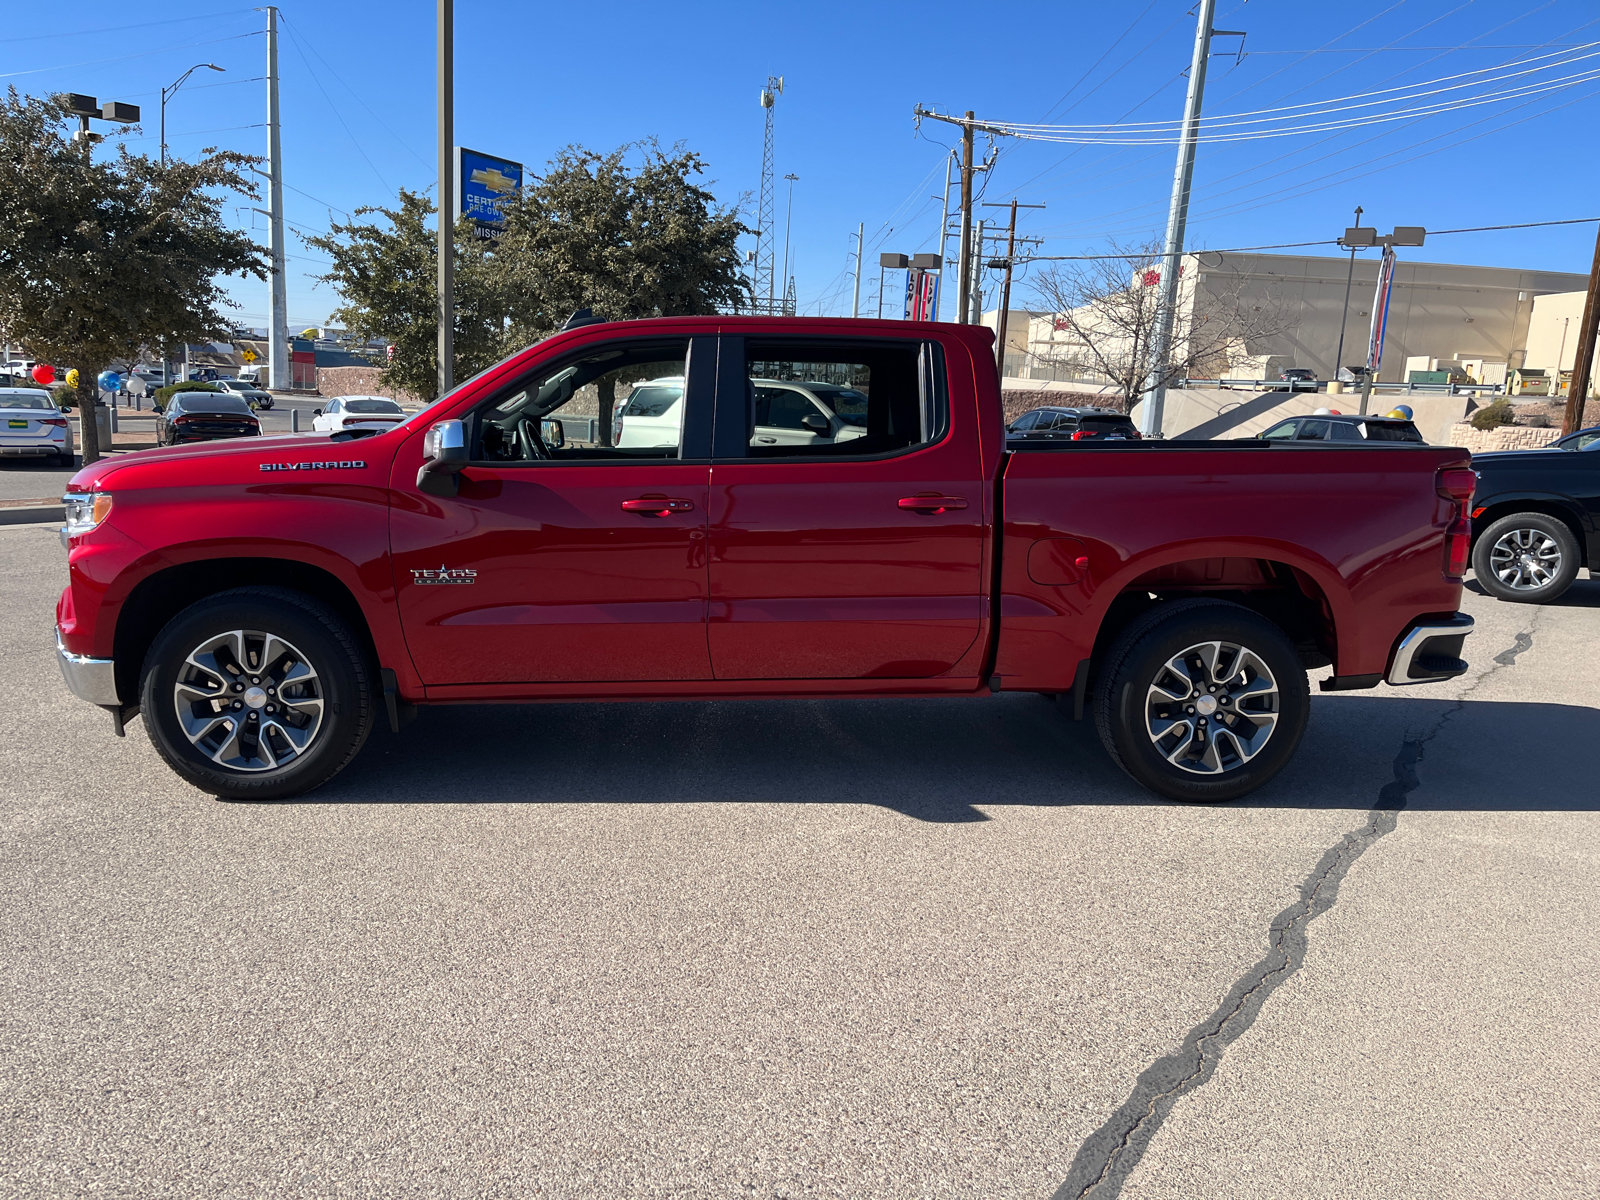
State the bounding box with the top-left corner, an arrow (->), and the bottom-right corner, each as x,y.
411,566 -> 477,585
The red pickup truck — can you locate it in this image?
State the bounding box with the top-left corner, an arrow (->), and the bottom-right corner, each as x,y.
56,316 -> 1476,804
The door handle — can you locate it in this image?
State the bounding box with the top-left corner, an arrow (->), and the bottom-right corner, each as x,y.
898,495 -> 968,514
621,496 -> 695,516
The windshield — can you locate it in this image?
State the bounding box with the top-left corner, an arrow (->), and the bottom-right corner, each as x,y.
344,398 -> 402,414
0,392 -> 55,410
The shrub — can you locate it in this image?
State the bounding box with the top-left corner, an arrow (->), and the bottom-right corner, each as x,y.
1470,399 -> 1516,431
152,380 -> 221,411
50,383 -> 75,410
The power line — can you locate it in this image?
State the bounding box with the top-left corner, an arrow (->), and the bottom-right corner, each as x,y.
0,9 -> 253,44
0,30 -> 261,80
277,19 -> 391,194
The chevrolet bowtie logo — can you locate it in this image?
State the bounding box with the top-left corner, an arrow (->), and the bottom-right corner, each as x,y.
411,565 -> 477,585
470,167 -> 517,194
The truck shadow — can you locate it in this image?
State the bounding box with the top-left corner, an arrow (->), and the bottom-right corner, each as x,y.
304,693 -> 1600,822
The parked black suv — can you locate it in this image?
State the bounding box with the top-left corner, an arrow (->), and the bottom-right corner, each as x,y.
1007,406 -> 1140,441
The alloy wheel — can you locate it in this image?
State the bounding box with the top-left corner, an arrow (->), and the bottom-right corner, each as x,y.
1144,640 -> 1279,775
172,629 -> 324,772
1488,528 -> 1562,591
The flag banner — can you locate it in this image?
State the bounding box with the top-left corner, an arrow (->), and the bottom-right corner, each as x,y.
1367,245 -> 1397,373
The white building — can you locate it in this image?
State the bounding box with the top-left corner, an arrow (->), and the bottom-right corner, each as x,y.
1014,251 -> 1588,387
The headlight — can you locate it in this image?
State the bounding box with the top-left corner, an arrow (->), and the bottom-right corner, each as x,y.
62,492 -> 113,538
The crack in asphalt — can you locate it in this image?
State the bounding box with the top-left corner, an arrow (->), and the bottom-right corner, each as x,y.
1050,622 -> 1537,1200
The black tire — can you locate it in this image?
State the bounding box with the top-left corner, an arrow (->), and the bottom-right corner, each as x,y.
1093,599 -> 1310,803
57,451 -> 75,468
139,586 -> 373,800
1471,512 -> 1580,604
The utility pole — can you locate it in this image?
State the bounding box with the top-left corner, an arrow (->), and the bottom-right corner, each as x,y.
265,8 -> 288,399
1139,0 -> 1218,437
936,151 -> 955,322
984,199 -> 1045,381
969,219 -> 986,324
852,222 -> 864,318
780,173 -> 798,314
1333,205 -> 1365,383
914,108 -> 1009,323
437,0 -> 453,397
1563,221 -> 1600,434
957,114 -> 974,323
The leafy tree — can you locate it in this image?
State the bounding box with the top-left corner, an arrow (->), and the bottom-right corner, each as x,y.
306,140 -> 750,416
303,190 -> 507,403
0,89 -> 267,463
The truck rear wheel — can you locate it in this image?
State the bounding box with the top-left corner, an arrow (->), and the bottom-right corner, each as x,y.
1093,600 -> 1309,803
139,587 -> 373,801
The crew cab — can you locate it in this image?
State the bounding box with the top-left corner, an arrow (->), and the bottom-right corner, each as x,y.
1467,435 -> 1600,602
55,316 -> 1477,804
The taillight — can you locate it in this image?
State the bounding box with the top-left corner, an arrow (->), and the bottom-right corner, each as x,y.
40,417 -> 68,428
1437,467 -> 1475,579
613,412 -> 625,443
1071,430 -> 1093,440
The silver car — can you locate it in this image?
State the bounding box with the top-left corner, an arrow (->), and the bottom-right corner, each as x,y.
0,387 -> 74,466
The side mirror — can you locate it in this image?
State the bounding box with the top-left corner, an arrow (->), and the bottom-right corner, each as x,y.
800,412 -> 829,434
417,419 -> 468,496
312,407 -> 323,416
540,417 -> 565,449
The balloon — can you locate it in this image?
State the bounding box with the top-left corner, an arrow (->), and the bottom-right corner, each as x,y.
31,364 -> 54,385
1391,404 -> 1414,419
1386,409 -> 1408,420
98,371 -> 122,392
1313,407 -> 1332,415
1327,409 -> 1342,415
65,368 -> 79,389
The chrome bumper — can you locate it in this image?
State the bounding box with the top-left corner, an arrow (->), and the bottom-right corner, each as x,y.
1387,614 -> 1474,686
57,627 -> 119,706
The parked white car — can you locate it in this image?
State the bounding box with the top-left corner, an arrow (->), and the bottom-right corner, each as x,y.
0,387 -> 74,466
610,376 -> 871,450
311,395 -> 407,434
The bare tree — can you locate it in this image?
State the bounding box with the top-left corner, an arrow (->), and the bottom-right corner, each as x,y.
1027,242 -> 1291,405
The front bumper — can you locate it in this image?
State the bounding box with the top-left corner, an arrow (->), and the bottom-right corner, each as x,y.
1386,613 -> 1475,685
56,626 -> 119,706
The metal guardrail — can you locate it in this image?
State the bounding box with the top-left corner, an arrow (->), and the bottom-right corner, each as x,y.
1178,379 -> 1507,396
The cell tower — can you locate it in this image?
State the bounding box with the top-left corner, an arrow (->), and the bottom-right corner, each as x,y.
753,75 -> 783,313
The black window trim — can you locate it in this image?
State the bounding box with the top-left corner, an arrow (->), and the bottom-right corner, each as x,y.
711,333 -> 951,463
459,333 -> 714,466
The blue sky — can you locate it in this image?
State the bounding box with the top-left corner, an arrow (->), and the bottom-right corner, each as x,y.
7,0 -> 1600,329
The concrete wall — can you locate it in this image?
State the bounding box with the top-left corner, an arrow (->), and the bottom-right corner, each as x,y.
1126,389 -> 1472,446
315,366 -> 423,406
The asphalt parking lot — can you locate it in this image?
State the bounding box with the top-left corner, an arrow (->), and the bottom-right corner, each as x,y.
2,519 -> 1596,1199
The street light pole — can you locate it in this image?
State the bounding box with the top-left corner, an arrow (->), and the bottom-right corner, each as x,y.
437,0 -> 454,397
1333,204 -> 1363,382
159,63 -> 224,166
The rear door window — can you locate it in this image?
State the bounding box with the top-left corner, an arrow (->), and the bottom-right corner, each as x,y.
1329,421 -> 1364,441
1297,420 -> 1330,441
722,338 -> 945,459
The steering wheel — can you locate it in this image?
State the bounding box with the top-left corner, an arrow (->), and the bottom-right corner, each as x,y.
515,415 -> 550,460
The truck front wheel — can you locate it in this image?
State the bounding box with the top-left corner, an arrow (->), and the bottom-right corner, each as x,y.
139,587 -> 374,801
1093,600 -> 1309,803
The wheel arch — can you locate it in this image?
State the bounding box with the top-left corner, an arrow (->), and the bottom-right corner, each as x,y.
113,558 -> 381,704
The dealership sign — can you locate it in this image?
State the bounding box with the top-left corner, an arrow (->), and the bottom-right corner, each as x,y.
456,147 -> 523,239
